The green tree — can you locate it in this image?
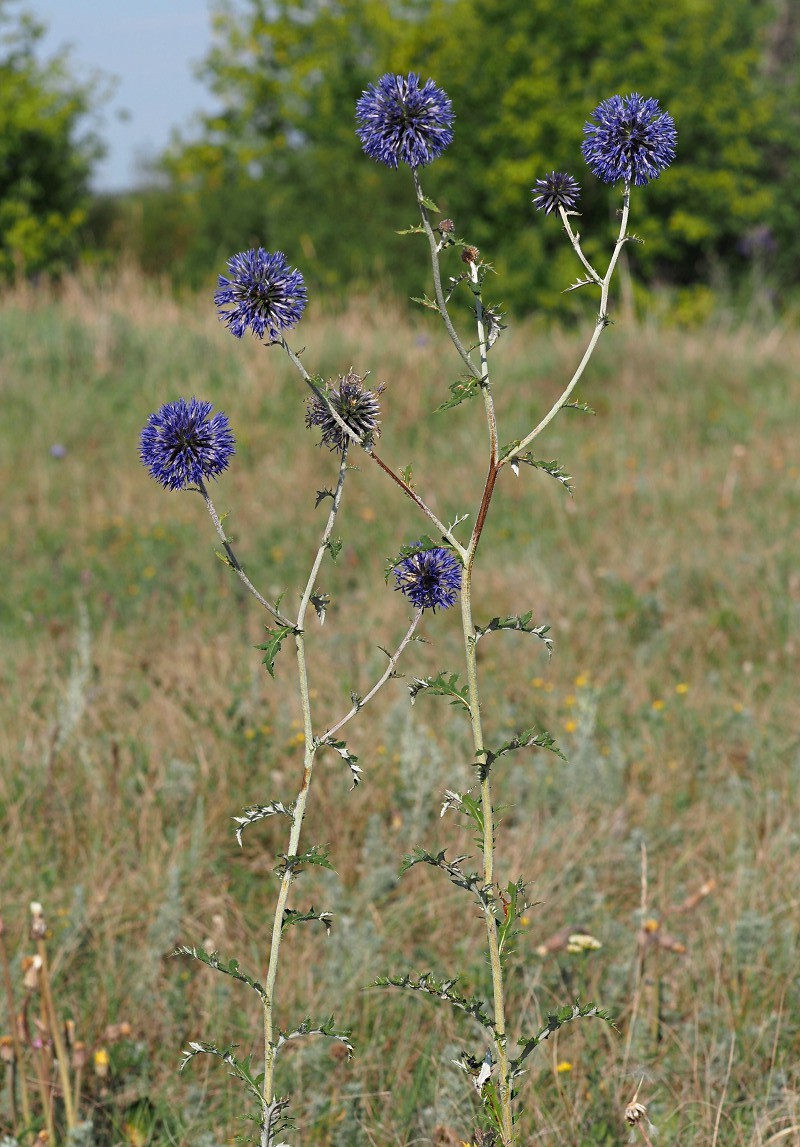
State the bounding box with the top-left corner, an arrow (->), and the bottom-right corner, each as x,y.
0,3 -> 104,278
159,0 -> 792,310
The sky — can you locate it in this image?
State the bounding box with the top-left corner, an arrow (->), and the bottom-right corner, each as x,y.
30,0 -> 218,191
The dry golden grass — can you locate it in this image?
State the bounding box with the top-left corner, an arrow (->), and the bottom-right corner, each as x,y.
1,270 -> 798,1145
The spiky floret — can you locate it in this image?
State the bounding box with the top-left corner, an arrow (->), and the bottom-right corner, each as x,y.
140,398 -> 235,491
581,93 -> 676,186
532,172 -> 581,215
356,73 -> 454,170
214,248 -> 307,341
305,371 -> 382,452
393,545 -> 462,612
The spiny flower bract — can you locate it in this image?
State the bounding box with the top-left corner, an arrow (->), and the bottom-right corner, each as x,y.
140,398 -> 235,491
394,545 -> 462,612
581,93 -> 676,186
356,73 -> 454,170
532,172 -> 581,215
305,370 -> 382,452
215,248 -> 307,341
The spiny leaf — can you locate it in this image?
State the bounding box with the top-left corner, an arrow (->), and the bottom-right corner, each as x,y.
418,194 -> 440,212
233,801 -> 295,846
326,537 -> 343,562
310,591 -> 330,624
473,612 -> 553,655
373,972 -> 495,1033
274,845 -> 334,879
282,906 -> 333,935
276,1016 -> 353,1058
409,293 -> 440,312
564,399 -> 596,415
484,727 -> 566,769
507,456 -> 574,494
179,1041 -> 263,1104
316,734 -> 363,787
434,377 -> 480,412
174,945 -> 265,998
511,1001 -> 618,1072
563,275 -> 599,293
408,670 -> 470,710
256,624 -> 296,678
315,487 -> 334,507
400,847 -> 486,902
397,224 -> 426,235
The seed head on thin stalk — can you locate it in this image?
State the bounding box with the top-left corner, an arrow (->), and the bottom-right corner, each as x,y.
305,371 -> 383,453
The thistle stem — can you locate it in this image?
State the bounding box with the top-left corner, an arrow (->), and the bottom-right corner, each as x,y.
261,446 -> 349,1129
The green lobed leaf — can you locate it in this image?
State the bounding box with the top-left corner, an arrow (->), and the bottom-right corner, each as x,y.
274,845 -> 334,879
315,734 -> 363,787
282,906 -> 333,935
434,377 -> 480,412
400,847 -> 487,903
275,1015 -> 353,1058
373,972 -> 495,1033
256,624 -> 296,678
179,1041 -> 264,1105
484,726 -> 566,769
174,945 -> 265,998
473,611 -> 553,655
511,1001 -> 618,1073
408,670 -> 471,710
326,537 -> 343,562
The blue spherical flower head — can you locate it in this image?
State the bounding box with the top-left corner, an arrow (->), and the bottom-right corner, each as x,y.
140,397 -> 235,491
356,73 -> 454,170
532,172 -> 581,215
215,248 -> 307,341
394,545 -> 462,612
582,93 -> 676,186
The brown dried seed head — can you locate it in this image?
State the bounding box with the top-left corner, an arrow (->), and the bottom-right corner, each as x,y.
71,1041 -> 88,1070
29,902 -> 47,940
625,1100 -> 648,1126
0,1034 -> 14,1063
461,245 -> 480,264
438,218 -> 455,234
22,954 -> 42,991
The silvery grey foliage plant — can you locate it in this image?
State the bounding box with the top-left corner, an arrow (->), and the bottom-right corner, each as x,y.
140,72 -> 675,1147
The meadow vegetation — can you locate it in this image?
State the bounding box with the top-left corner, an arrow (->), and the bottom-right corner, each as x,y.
1,271 -> 798,1145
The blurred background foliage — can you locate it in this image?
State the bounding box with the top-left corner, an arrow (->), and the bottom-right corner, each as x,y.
3,0 -> 800,313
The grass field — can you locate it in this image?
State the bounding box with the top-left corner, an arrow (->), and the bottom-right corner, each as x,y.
1,270 -> 798,1146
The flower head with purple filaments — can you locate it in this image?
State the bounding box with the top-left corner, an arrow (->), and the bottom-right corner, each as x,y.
140,398 -> 235,491
532,172 -> 581,216
356,73 -> 454,170
215,248 -> 307,341
305,371 -> 382,453
582,93 -> 676,187
394,545 -> 462,612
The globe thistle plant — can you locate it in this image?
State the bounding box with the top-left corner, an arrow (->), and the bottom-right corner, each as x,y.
356,73 -> 454,169
215,248 -> 307,340
393,545 -> 462,612
140,398 -> 235,491
305,370 -> 382,452
581,93 -> 677,186
532,171 -> 581,215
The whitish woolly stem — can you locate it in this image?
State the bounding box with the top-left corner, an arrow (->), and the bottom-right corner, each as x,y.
198,480 -> 294,628
326,611 -> 421,740
412,167 -> 481,380
504,183 -> 631,464
261,445 -> 350,1124
282,338 -> 467,559
558,207 -> 603,284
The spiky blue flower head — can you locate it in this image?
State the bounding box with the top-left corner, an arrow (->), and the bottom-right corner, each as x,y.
140,398 -> 235,491
581,93 -> 676,186
356,73 -> 454,170
394,544 -> 462,612
532,172 -> 581,215
215,248 -> 307,341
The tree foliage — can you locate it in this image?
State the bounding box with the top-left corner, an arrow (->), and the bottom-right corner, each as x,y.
147,0 -> 793,309
0,3 -> 104,279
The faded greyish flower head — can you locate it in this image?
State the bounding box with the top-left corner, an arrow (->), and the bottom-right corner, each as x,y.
532,172 -> 581,215
582,93 -> 676,186
215,248 -> 307,341
305,370 -> 382,452
140,398 -> 235,491
356,73 -> 454,170
394,545 -> 462,612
